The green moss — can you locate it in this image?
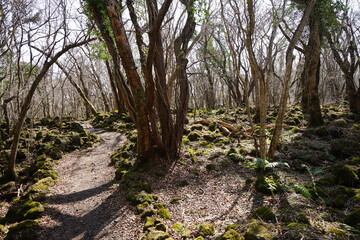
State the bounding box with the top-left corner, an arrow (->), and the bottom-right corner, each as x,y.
26,177 -> 55,200
33,169 -> 58,181
288,221 -> 308,228
191,124 -> 203,131
226,148 -> 237,156
331,139 -> 360,158
221,229 -> 241,240
344,208 -> 360,227
141,227 -> 169,240
5,220 -> 40,240
188,131 -> 201,141
199,223 -> 215,236
153,203 -> 165,210
127,190 -> 157,205
143,217 -> 164,231
252,206 -> 276,223
172,222 -> 184,232
244,220 -> 274,240
157,208 -> 172,219
136,202 -> 150,214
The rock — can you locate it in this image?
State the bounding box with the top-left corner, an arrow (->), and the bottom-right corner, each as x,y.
33,169 -> 58,181
4,200 -> 44,223
329,164 -> 359,187
136,202 -> 150,214
344,208 -> 360,228
153,203 -> 165,210
254,176 -> 278,195
141,227 -> 169,240
157,208 -> 172,219
143,217 -> 164,231
199,223 -> 215,236
206,163 -> 216,171
243,219 -> 275,240
140,209 -> 155,219
4,220 -> 40,240
188,131 -> 201,141
220,229 -> 242,240
190,124 -> 203,131
171,222 -> 184,232
252,206 -> 276,223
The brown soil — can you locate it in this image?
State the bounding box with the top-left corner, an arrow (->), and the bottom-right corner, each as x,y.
38,125 -> 142,240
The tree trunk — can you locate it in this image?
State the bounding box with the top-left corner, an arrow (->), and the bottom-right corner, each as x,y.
301,10 -> 323,127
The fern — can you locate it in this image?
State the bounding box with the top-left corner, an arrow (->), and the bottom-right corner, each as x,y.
291,183 -> 311,198
249,158 -> 290,171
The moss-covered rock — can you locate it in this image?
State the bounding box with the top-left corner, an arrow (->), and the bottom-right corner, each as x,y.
199,223 -> 215,236
344,208 -> 360,228
153,203 -> 165,210
252,206 -> 276,223
172,222 -> 184,232
4,200 -> 44,223
329,164 -> 359,187
5,219 -> 40,240
140,209 -> 155,219
33,169 -> 58,181
327,185 -> 356,209
190,124 -> 203,131
254,176 -> 278,195
127,190 -> 157,205
220,229 -> 242,240
243,220 -> 275,240
136,202 -> 150,214
143,217 -> 164,231
170,197 -> 181,204
141,227 -> 169,240
188,131 -> 201,141
157,208 -> 172,219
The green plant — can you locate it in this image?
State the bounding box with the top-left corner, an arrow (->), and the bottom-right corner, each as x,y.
248,158 -> 290,171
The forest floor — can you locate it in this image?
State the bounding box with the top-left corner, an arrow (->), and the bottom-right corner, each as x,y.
37,123 -> 142,239
1,106 -> 360,240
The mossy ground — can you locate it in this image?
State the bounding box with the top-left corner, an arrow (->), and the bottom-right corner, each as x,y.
112,106 -> 360,239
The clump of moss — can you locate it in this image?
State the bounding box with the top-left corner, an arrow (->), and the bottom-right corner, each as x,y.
157,208 -> 172,219
172,222 -> 185,232
243,219 -> 275,240
220,229 -> 241,240
127,190 -> 157,205
199,223 -> 215,236
4,200 -> 44,223
4,220 -> 40,240
252,206 -> 276,223
33,169 -> 58,181
153,203 -> 165,210
141,227 -> 169,240
136,202 -> 150,214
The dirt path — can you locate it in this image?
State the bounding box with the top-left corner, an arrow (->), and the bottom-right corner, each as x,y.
38,125 -> 142,240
